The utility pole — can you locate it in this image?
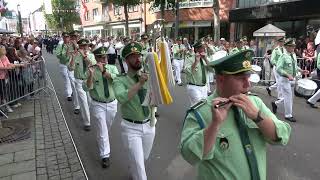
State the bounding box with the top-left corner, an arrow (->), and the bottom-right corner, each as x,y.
17,4 -> 23,37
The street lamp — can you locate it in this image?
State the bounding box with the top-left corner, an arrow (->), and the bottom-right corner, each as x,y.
17,4 -> 23,37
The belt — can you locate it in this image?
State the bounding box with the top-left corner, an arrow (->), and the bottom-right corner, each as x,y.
123,118 -> 150,124
188,83 -> 206,87
93,98 -> 115,103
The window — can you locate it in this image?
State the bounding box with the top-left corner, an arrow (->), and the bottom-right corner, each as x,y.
114,5 -> 121,15
128,5 -> 139,13
84,0 -> 89,3
93,8 -> 99,17
84,11 -> 89,21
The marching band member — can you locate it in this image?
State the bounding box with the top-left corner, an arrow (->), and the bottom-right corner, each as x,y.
55,32 -> 80,114
230,39 -> 243,55
68,38 -> 93,131
85,46 -> 119,168
306,51 -> 320,108
266,37 -> 285,98
113,42 -> 155,180
180,49 -> 291,180
184,40 -> 210,106
172,37 -> 186,86
272,38 -> 309,122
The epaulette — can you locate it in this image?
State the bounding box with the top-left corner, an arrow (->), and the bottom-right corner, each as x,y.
190,99 -> 207,110
247,92 -> 258,96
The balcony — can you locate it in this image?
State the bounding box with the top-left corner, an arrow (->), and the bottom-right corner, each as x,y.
152,0 -> 213,12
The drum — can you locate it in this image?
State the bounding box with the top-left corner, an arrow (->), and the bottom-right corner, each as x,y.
294,78 -> 318,97
249,73 -> 260,84
252,65 -> 262,75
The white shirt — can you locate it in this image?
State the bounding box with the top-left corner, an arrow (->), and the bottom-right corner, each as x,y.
107,41 -> 116,54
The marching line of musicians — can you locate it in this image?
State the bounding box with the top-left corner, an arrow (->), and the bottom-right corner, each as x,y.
55,30 -> 320,180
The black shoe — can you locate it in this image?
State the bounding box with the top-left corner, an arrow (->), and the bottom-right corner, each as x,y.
74,109 -> 80,114
271,102 -> 277,114
266,87 -> 271,96
155,112 -> 159,117
102,157 -> 110,168
307,101 -> 318,108
207,92 -> 213,96
83,125 -> 91,131
177,83 -> 183,86
285,117 -> 297,122
67,97 -> 72,101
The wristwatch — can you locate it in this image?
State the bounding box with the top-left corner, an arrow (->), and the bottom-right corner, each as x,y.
253,110 -> 264,123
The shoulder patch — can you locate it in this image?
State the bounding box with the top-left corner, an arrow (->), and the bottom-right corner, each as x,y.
190,99 -> 207,110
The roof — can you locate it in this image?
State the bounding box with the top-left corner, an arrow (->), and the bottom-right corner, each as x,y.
253,24 -> 285,37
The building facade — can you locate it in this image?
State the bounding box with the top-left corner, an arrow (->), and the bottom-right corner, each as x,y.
229,0 -> 320,40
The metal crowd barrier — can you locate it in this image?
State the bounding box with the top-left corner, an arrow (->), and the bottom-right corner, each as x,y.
0,57 -> 52,118
252,57 -> 309,85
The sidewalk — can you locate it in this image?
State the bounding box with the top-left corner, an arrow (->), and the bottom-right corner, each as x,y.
0,88 -> 87,179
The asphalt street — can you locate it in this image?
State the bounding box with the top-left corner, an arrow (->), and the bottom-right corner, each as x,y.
44,51 -> 320,180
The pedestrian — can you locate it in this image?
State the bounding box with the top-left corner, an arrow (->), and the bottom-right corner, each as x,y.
113,42 -> 155,180
180,49 -> 291,180
184,40 -> 210,106
230,39 -> 243,55
55,32 -> 80,114
68,38 -> 94,131
172,37 -> 186,86
272,38 -> 309,122
85,46 -> 119,168
301,42 -> 316,78
266,37 -> 285,98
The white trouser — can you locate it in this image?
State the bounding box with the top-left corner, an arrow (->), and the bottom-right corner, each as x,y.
68,70 -> 80,109
206,72 -> 214,93
121,119 -> 155,180
308,89 -> 320,104
74,79 -> 91,126
91,99 -> 118,158
59,64 -> 73,97
186,84 -> 208,106
173,59 -> 184,84
269,66 -> 282,99
275,77 -> 294,118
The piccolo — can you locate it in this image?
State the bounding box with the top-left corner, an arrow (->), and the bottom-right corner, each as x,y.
214,92 -> 255,109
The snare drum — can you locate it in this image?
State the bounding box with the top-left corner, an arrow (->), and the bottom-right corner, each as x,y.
252,65 -> 262,74
294,78 -> 318,97
249,73 -> 260,84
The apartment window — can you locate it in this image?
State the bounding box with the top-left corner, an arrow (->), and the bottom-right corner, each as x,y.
93,8 -> 99,18
102,5 -> 108,17
114,5 -> 121,15
84,11 -> 89,21
84,0 -> 89,3
128,5 -> 139,13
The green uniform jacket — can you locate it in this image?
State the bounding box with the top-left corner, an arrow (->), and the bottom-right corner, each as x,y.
71,52 -> 95,80
276,51 -> 300,77
172,44 -> 186,60
184,54 -> 209,86
84,64 -> 119,102
271,46 -> 284,66
317,52 -> 320,69
180,92 -> 291,180
55,43 -> 74,65
113,72 -> 150,122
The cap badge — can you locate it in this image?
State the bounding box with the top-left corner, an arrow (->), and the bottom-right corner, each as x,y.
243,60 -> 251,69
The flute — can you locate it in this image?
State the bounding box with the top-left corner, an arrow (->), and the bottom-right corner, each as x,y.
214,92 -> 255,109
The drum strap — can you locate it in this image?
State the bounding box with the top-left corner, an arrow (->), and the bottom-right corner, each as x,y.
233,106 -> 260,180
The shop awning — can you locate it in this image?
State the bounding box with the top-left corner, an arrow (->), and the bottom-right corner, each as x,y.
253,24 -> 285,37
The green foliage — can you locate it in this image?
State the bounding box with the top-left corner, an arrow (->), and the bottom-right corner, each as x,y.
44,0 -> 80,31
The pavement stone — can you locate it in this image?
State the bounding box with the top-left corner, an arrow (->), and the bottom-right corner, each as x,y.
14,149 -> 35,162
0,154 -> 14,166
11,171 -> 36,180
0,176 -> 11,180
0,159 -> 35,177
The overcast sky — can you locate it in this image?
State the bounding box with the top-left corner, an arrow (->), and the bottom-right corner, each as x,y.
6,0 -> 43,18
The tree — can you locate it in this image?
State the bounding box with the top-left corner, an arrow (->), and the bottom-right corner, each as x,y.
212,0 -> 220,42
44,0 -> 80,32
109,0 -> 141,37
